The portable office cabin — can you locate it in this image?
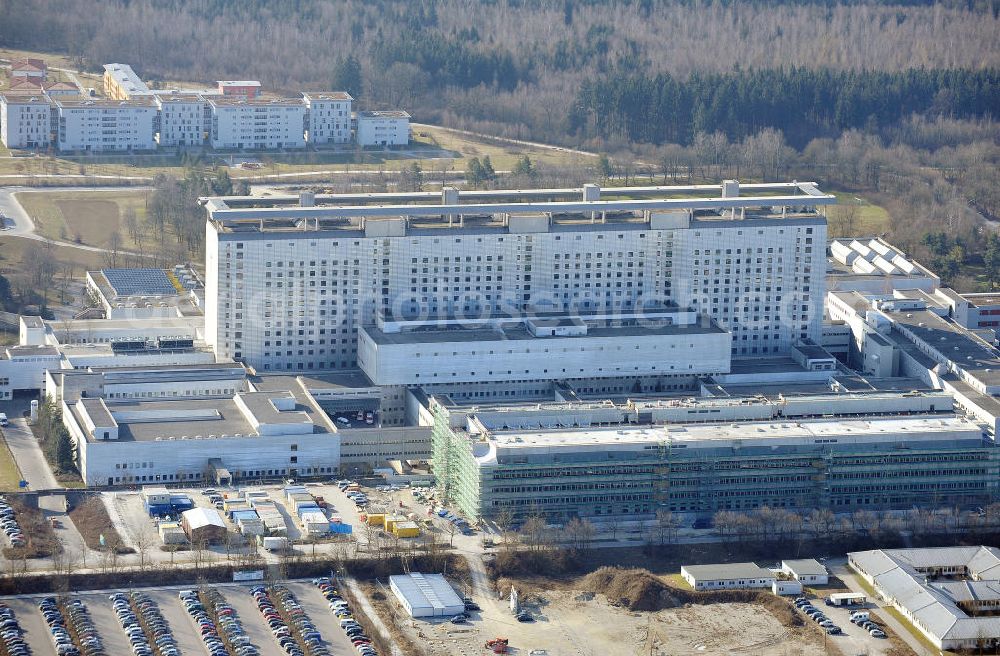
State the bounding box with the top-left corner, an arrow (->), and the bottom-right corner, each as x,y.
772,580 -> 803,596
780,559 -> 829,585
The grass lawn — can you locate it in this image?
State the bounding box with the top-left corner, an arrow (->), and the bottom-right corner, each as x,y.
414,124 -> 590,171
0,47 -> 81,74
828,192 -> 891,237
660,572 -> 691,589
15,189 -> 151,250
0,234 -> 106,274
0,433 -> 22,492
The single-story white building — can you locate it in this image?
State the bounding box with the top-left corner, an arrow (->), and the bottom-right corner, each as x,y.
681,563 -> 776,591
390,572 -> 464,618
773,580 -> 803,596
780,559 -> 829,585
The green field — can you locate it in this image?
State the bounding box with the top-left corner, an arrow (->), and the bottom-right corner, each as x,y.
16,189 -> 152,250
828,192 -> 891,237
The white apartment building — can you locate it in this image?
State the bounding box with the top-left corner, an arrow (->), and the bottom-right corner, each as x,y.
0,93 -> 52,149
203,181 -> 832,374
356,110 -> 410,146
154,93 -> 207,146
55,97 -> 157,152
208,97 -> 307,150
103,63 -> 152,100
303,92 -> 352,145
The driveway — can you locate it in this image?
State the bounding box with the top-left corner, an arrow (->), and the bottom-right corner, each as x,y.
1,417 -> 57,489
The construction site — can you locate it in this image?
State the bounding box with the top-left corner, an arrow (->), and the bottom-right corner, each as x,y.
369,566 -> 866,656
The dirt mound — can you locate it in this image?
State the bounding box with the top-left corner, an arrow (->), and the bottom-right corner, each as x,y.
576,567 -> 802,628
579,566 -> 689,611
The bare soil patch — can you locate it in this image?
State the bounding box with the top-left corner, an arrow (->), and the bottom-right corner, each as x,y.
68,496 -> 133,553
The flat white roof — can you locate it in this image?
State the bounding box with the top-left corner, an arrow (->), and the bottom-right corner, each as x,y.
782,559 -> 828,577
484,415 -> 981,450
389,573 -> 464,616
682,563 -> 774,581
182,507 -> 225,529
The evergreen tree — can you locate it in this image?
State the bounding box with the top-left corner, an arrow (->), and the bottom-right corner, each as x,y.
512,155 -> 535,178
465,157 -> 485,187
55,427 -> 74,472
985,234 -> 1000,290
332,55 -> 363,99
481,156 -> 496,181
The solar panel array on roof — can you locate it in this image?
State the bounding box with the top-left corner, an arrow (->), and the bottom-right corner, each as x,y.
157,339 -> 195,350
111,340 -> 149,352
102,268 -> 176,297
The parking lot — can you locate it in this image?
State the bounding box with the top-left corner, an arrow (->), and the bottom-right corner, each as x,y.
792,599 -> 894,656
0,579 -> 382,656
76,590 -> 136,656
284,580 -> 367,656
144,588 -> 207,656
218,586 -> 286,656
4,597 -> 56,656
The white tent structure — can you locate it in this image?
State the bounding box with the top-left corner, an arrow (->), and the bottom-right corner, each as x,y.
389,572 -> 464,618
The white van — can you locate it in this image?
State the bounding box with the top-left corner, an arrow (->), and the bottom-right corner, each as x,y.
0,413 -> 8,427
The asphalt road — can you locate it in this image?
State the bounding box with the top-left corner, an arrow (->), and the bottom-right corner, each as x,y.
2,417 -> 57,490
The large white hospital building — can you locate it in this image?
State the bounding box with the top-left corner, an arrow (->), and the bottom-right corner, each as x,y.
203,181 -> 830,381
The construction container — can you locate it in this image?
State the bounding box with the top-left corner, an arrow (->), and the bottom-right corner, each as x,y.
238,519 -> 265,537
392,521 -> 420,538
301,511 -> 331,534
250,496 -> 278,507
297,504 -> 321,519
245,490 -> 268,500
366,513 -> 385,526
262,536 -> 288,551
384,515 -> 406,532
142,486 -> 171,506
231,509 -> 259,523
158,522 -> 188,545
223,497 -> 249,511
292,498 -> 319,514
